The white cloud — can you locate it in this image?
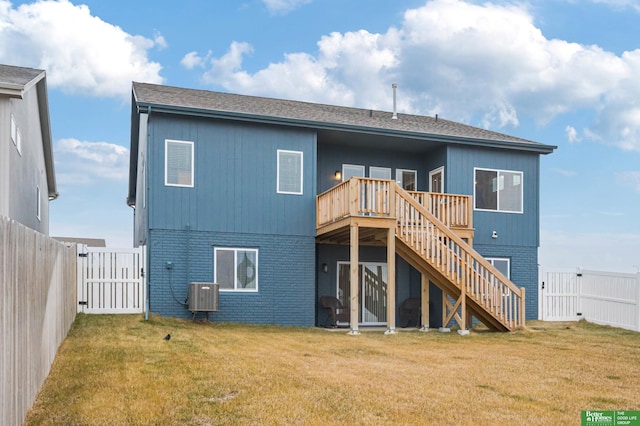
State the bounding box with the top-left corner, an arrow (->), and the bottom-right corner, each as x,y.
181,51 -> 210,69
153,30 -> 168,50
615,171 -> 640,192
540,229 -> 640,272
55,138 -> 129,185
192,0 -> 640,152
0,0 -> 163,98
565,125 -> 582,143
590,0 -> 640,12
551,168 -> 577,177
261,0 -> 312,14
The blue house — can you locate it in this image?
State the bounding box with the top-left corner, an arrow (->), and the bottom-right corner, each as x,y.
127,82 -> 555,332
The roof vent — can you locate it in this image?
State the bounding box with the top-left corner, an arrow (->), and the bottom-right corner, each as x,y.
391,83 -> 398,120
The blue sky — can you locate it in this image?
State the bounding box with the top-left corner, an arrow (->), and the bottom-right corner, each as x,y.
1,0 -> 639,272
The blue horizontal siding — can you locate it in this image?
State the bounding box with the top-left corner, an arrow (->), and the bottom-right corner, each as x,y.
148,229 -> 315,326
474,244 -> 539,320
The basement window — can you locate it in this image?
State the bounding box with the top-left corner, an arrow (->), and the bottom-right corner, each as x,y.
215,247 -> 259,292
474,168 -> 523,213
165,139 -> 194,187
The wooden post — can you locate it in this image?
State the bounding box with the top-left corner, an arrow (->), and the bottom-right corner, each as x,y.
520,287 -> 526,328
349,223 -> 360,335
385,226 -> 396,334
420,273 -> 430,331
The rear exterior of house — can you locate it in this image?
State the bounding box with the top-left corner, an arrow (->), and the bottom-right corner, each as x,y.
0,64 -> 57,234
128,82 -> 555,330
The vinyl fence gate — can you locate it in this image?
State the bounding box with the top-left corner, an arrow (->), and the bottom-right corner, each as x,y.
539,268 -> 640,331
77,245 -> 146,314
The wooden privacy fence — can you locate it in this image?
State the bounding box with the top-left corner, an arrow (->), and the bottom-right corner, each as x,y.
540,268 -> 640,331
0,216 -> 77,426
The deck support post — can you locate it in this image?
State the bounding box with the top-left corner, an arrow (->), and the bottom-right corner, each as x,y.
348,223 -> 360,335
385,226 -> 396,335
420,273 -> 430,331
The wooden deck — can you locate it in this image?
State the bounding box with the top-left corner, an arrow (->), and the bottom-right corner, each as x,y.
316,177 -> 525,333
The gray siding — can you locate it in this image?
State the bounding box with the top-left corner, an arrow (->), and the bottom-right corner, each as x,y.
446,145 -> 540,247
318,144 -> 442,193
0,91 -> 49,234
147,115 -> 317,237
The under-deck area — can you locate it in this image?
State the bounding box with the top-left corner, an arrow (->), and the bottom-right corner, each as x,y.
316,177 -> 525,333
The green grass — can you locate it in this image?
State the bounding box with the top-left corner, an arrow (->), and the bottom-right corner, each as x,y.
25,315 -> 640,425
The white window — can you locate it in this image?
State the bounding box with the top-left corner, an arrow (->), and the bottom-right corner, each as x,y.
486,257 -> 510,279
474,168 -> 523,213
215,248 -> 258,292
16,127 -> 22,155
369,166 -> 391,180
165,139 -> 194,187
396,169 -> 417,191
429,167 -> 444,193
36,186 -> 41,221
277,150 -> 303,195
342,164 -> 365,182
10,114 -> 17,145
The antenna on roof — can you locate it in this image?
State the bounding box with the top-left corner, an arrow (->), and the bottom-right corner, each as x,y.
391,83 -> 398,120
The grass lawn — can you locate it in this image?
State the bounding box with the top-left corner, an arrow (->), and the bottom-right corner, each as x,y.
25,314 -> 640,425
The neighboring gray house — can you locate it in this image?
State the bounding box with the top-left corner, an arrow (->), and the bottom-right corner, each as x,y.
0,64 -> 57,234
128,82 -> 555,332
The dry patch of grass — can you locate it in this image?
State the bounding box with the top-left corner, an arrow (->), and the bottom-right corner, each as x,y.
25,315 -> 640,425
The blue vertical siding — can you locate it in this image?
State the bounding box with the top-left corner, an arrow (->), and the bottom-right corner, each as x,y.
446,145 -> 540,247
147,115 -> 317,237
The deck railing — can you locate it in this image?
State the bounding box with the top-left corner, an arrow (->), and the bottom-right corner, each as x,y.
407,191 -> 473,229
316,177 -> 473,230
395,188 -> 525,329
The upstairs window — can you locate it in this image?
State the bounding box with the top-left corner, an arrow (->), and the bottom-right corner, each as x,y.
10,114 -> 17,145
474,168 -> 523,213
342,164 -> 365,181
165,140 -> 194,187
215,247 -> 259,292
396,169 -> 417,191
10,114 -> 22,155
277,150 -> 303,195
36,186 -> 41,221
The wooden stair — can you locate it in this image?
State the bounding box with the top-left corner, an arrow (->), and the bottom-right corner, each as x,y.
394,187 -> 525,331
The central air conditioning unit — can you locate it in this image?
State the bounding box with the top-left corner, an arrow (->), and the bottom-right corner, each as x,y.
188,282 -> 219,312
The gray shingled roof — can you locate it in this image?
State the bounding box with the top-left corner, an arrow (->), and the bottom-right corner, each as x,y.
133,81 -> 554,150
0,64 -> 44,89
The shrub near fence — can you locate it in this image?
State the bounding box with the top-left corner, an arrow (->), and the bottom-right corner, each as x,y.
0,216 -> 77,426
540,268 -> 640,332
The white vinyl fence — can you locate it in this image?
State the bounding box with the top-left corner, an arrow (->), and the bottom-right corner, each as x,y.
0,216 -> 77,426
77,246 -> 146,314
540,268 -> 640,331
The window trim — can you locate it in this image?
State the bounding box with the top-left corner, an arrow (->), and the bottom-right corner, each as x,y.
10,114 -> 17,146
369,166 -> 391,180
473,167 -> 524,214
429,166 -> 445,193
36,185 -> 41,221
486,257 -> 510,279
395,168 -> 417,191
276,149 -> 303,195
214,247 -> 259,293
342,164 -> 365,182
164,139 -> 194,188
